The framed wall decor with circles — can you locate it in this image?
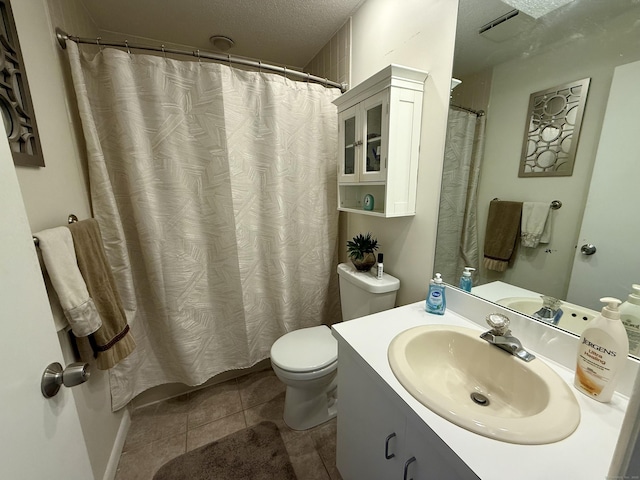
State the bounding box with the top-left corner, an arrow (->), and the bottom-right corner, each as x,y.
0,0 -> 45,167
518,78 -> 590,177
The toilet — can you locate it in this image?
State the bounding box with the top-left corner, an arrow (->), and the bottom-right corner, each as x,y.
270,262 -> 400,430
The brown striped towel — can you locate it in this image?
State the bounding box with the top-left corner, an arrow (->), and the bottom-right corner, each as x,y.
68,219 -> 135,369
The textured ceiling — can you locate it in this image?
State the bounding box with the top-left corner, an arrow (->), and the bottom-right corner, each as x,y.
81,0 -> 638,76
454,0 -> 638,77
82,0 -> 366,68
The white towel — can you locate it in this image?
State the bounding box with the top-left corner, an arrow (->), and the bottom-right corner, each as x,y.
35,227 -> 102,336
521,202 -> 551,248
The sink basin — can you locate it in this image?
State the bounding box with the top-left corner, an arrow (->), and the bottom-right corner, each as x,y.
388,325 -> 580,444
497,297 -> 597,335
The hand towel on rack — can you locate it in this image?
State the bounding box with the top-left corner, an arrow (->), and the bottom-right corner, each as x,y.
35,227 -> 102,337
68,219 -> 136,370
521,202 -> 551,248
483,200 -> 522,272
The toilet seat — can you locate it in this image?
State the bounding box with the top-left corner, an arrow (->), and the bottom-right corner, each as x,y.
270,325 -> 337,373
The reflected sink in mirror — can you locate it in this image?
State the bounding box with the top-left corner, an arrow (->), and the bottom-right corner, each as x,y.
497,297 -> 598,336
388,325 -> 580,444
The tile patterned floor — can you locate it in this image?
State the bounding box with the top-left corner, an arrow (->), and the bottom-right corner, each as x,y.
115,368 -> 342,480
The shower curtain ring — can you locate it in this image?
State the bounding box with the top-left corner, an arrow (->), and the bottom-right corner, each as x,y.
96,37 -> 103,52
125,40 -> 131,55
324,78 -> 328,87
196,49 -> 201,64
227,54 -> 231,66
283,66 -> 287,80
306,72 -> 310,83
258,61 -> 262,73
161,45 -> 166,57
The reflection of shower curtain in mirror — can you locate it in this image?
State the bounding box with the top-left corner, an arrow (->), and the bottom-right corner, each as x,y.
66,42 -> 340,410
434,108 -> 485,285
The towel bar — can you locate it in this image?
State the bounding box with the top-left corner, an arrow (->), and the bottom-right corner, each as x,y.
491,199 -> 562,210
32,214 -> 79,247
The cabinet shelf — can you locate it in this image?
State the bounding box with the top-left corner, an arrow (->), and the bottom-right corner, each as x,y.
338,206 -> 386,217
333,64 -> 428,218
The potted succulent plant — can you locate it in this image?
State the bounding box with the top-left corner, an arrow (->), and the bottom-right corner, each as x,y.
347,232 -> 379,272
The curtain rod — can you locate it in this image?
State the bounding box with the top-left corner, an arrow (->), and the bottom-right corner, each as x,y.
450,103 -> 485,116
55,28 -> 347,93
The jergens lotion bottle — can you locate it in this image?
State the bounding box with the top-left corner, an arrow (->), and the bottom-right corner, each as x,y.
574,297 -> 629,402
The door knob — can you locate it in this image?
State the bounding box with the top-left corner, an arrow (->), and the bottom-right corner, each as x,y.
41,362 -> 90,398
580,244 -> 597,255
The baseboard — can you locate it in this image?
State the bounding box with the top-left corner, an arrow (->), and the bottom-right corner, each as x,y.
102,408 -> 131,480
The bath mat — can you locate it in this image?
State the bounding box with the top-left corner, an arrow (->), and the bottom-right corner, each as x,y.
153,421 -> 297,480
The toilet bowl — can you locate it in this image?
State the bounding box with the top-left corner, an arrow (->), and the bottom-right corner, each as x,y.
270,263 -> 399,430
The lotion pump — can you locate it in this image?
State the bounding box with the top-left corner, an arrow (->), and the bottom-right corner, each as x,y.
620,284 -> 640,356
574,297 -> 629,402
459,267 -> 476,292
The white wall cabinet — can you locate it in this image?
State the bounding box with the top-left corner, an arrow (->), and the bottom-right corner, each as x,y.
336,343 -> 479,480
333,65 -> 428,217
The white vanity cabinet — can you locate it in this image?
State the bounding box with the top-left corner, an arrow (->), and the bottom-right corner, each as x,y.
336,344 -> 478,480
333,65 -> 428,217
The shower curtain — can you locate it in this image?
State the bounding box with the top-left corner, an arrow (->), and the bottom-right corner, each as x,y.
434,107 -> 486,285
67,42 -> 340,410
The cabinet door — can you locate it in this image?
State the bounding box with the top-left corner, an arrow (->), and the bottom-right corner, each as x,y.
359,91 -> 388,182
338,105 -> 359,183
336,348 -> 406,479
403,416 -> 479,480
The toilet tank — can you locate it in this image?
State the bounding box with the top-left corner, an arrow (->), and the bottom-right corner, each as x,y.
337,263 -> 400,321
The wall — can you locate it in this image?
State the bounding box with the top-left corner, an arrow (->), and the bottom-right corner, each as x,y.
304,18 -> 351,88
11,1 -> 126,479
340,0 -> 459,305
14,0 -> 93,228
473,10 -> 640,299
451,68 -> 492,113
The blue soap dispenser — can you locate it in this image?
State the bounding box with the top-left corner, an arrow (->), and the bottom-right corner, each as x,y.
426,273 -> 446,315
459,267 -> 476,292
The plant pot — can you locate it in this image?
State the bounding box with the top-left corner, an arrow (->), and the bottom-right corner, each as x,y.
350,252 -> 376,272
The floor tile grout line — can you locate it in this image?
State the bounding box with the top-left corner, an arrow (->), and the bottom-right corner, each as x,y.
117,369 -> 336,479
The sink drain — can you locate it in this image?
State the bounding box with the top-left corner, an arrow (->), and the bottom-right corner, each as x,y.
470,392 -> 489,406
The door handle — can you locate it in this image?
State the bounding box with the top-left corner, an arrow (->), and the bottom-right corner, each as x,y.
403,456 -> 416,480
580,244 -> 597,255
384,432 -> 396,459
41,362 -> 90,398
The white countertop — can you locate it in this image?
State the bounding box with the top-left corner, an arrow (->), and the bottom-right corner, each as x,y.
332,299 -> 629,480
471,280 -> 540,302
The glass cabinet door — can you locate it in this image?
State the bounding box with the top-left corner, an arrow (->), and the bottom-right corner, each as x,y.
360,92 -> 387,182
338,105 -> 359,182
366,104 -> 382,173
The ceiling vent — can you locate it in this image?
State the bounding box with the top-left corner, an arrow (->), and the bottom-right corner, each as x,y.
209,35 -> 235,51
479,10 -> 534,42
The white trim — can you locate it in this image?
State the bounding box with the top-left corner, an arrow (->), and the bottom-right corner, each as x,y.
102,408 -> 131,480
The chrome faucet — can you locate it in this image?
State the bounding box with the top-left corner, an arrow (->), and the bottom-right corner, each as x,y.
532,296 -> 563,325
480,313 -> 536,362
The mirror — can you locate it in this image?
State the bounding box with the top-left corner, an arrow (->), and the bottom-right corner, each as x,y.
436,0 -> 640,358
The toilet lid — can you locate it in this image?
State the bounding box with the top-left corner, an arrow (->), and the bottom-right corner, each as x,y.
270,325 -> 338,372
